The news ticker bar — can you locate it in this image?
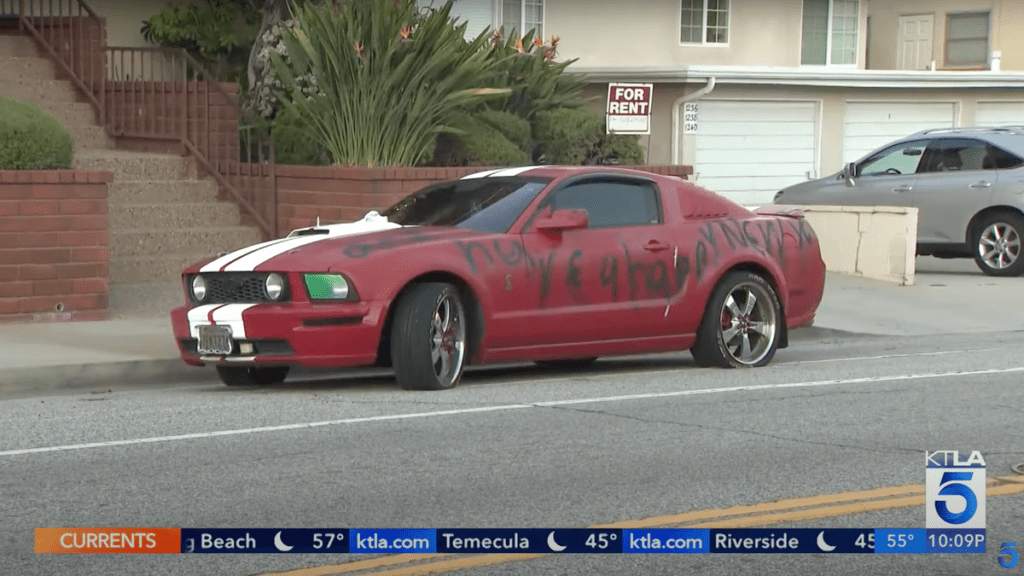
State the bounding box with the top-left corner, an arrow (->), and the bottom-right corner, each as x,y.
36,528 -> 987,555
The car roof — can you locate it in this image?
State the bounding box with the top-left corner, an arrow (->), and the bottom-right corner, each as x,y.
459,165 -> 683,181
895,126 -> 1024,155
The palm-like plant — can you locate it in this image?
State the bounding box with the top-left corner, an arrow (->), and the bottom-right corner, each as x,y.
270,0 -> 509,166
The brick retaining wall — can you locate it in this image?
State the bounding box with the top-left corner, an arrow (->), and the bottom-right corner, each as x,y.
0,170 -> 113,323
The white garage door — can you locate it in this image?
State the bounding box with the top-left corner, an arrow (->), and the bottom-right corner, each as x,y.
694,100 -> 818,207
843,102 -> 956,163
975,102 -> 1024,127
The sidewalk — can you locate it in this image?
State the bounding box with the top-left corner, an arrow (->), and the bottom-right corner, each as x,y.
1,256 -> 1021,398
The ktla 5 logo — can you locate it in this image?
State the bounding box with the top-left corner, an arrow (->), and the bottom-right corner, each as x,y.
1001,542 -> 1019,569
925,450 -> 986,529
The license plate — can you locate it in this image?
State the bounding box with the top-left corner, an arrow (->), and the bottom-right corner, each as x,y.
197,325 -> 233,355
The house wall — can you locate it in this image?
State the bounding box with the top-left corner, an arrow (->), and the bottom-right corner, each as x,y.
866,0 -> 1024,70
0,171 -> 112,323
88,0 -> 172,48
549,0 -> 869,70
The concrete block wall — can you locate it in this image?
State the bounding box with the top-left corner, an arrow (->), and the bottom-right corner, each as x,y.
0,170 -> 114,323
801,205 -> 919,285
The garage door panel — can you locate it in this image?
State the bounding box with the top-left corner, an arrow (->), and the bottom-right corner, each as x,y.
697,162 -> 815,178
694,100 -> 818,206
842,101 -> 956,164
696,148 -> 814,165
697,134 -> 817,149
699,102 -> 817,122
698,121 -> 815,137
976,102 -> 1024,126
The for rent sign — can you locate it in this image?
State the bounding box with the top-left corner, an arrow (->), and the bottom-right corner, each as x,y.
606,83 -> 653,135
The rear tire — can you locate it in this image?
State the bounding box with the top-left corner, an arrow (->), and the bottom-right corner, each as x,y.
691,272 -> 782,368
534,357 -> 598,370
391,283 -> 468,391
216,365 -> 290,386
971,212 -> 1024,276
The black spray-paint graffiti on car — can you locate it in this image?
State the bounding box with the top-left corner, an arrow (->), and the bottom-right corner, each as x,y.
342,228 -> 452,259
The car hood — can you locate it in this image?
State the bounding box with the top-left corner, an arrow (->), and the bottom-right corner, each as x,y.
776,172 -> 842,199
192,212 -> 499,273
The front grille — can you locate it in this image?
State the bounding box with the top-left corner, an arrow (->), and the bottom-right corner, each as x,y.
196,272 -> 288,304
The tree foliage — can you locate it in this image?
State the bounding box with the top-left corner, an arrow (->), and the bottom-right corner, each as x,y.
269,0 -> 510,167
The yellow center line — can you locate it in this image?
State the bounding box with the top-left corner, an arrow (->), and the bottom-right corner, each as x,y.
255,475 -> 1024,576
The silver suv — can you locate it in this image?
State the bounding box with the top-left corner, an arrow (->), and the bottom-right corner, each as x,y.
774,127 -> 1024,276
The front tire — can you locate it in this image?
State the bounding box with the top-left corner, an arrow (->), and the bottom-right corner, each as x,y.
391,282 -> 468,391
216,365 -> 290,386
972,212 -> 1024,276
691,272 -> 782,368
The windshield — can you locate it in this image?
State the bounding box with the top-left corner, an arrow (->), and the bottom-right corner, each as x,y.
380,177 -> 551,233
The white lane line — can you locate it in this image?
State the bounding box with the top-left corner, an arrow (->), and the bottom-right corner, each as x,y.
786,348 -> 1009,365
2,366 -> 1022,458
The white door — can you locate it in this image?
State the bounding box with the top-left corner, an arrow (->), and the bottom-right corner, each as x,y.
897,14 -> 934,70
843,101 -> 956,163
693,100 -> 818,207
975,102 -> 1024,127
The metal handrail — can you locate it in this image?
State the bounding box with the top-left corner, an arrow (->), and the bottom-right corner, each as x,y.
8,0 -> 277,239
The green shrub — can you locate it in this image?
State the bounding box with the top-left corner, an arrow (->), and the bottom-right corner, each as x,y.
475,109 -> 532,154
598,133 -> 645,165
272,107 -> 328,165
533,108 -> 603,165
0,95 -> 73,169
434,114 -> 528,166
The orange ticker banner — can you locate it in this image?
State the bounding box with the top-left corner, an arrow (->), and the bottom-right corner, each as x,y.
35,528 -> 181,554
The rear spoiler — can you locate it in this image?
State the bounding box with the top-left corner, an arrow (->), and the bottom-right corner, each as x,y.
752,205 -> 805,219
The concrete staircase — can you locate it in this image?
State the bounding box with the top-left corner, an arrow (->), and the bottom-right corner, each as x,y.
0,34 -> 263,318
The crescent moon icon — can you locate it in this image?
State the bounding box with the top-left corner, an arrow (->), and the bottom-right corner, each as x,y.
816,531 -> 836,552
547,531 -> 567,552
274,531 -> 294,552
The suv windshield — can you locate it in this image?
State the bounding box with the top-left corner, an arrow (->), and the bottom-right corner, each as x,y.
381,177 -> 550,233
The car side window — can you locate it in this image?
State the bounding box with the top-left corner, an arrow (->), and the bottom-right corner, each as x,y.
857,140 -> 929,176
549,180 -> 662,228
987,145 -> 1024,169
919,138 -> 991,173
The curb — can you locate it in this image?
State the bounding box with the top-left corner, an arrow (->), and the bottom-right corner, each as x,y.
0,359 -> 219,400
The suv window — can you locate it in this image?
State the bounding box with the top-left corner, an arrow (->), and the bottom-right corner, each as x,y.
987,144 -> 1024,169
549,180 -> 662,228
920,138 -> 991,172
857,140 -> 929,176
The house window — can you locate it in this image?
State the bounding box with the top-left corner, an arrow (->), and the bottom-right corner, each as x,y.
946,12 -> 989,66
502,0 -> 543,39
680,0 -> 729,45
801,0 -> 859,65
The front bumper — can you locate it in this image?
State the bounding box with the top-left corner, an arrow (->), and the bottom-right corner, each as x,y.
171,300 -> 387,368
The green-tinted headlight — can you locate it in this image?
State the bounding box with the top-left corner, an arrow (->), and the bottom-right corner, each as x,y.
304,273 -> 353,300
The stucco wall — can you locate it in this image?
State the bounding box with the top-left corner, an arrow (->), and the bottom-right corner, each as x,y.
88,0 -> 172,48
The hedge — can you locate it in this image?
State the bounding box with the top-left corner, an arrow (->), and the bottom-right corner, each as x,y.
0,94 -> 73,169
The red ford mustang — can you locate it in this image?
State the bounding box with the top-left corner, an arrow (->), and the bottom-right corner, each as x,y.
171,166 -> 826,390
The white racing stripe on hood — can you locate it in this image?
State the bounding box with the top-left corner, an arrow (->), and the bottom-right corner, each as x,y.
219,214 -> 404,273
200,237 -> 293,273
489,166 -> 540,177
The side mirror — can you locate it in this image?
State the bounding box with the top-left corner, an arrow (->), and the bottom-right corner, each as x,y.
843,162 -> 858,179
535,209 -> 589,233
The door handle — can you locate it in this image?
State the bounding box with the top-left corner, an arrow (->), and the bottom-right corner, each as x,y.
644,240 -> 671,252
969,181 -> 992,188
892,185 -> 913,193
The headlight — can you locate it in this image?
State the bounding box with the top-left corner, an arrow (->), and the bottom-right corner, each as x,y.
773,190 -> 784,203
191,275 -> 207,301
304,273 -> 356,300
265,273 -> 286,301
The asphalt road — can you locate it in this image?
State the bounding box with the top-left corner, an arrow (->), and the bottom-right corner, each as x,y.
2,332 -> 1023,576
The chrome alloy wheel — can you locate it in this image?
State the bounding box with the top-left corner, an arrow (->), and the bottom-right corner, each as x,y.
429,293 -> 466,387
719,282 -> 778,366
977,222 -> 1021,270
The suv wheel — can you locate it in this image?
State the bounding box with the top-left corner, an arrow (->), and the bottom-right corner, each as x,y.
972,212 -> 1024,276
